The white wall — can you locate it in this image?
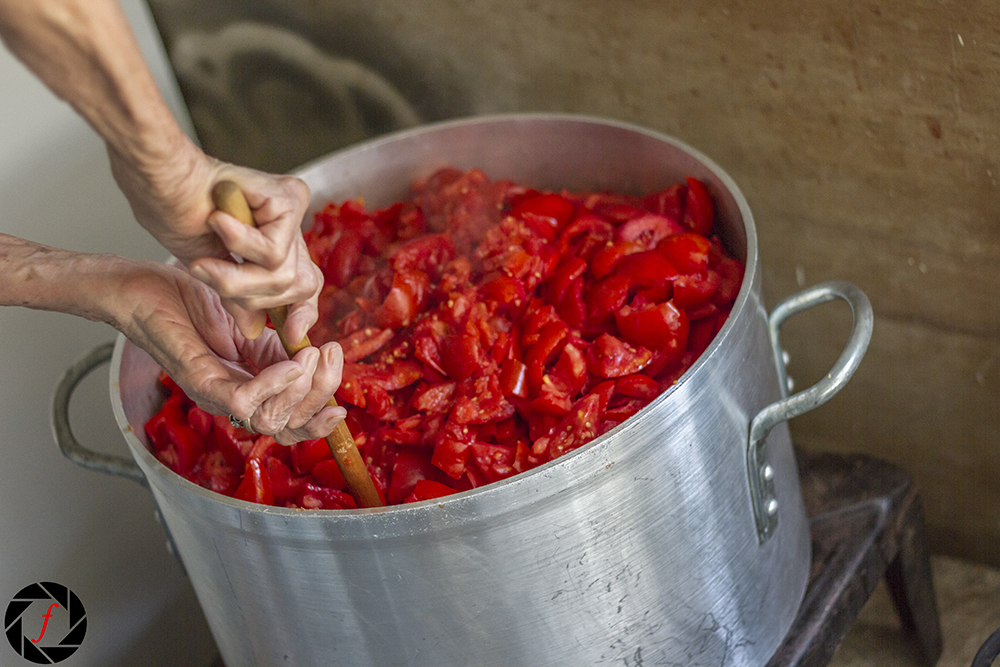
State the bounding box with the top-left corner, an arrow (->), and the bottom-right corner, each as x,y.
0,2 -> 216,665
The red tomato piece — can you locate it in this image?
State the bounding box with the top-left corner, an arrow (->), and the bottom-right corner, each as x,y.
615,300 -> 689,356
524,320 -> 570,396
321,230 -> 365,288
587,274 -> 632,323
521,304 -> 559,346
548,256 -> 587,306
498,358 -> 529,398
297,483 -> 358,510
682,177 -> 714,236
585,333 -> 653,379
450,375 -> 515,424
412,381 -> 458,414
389,233 -> 456,275
615,374 -> 661,401
209,414 -> 249,467
194,450 -> 239,496
290,438 -> 332,476
404,479 -> 456,503
614,251 -> 678,289
469,442 -> 516,484
160,420 -> 205,475
479,273 -> 529,318
557,277 -> 587,328
375,269 -> 430,329
673,271 -> 722,309
557,215 -> 615,260
266,457 -> 308,502
549,343 -> 587,396
510,193 -> 575,240
713,257 -> 745,305
616,214 -> 684,249
234,458 -> 275,506
340,327 -> 394,363
590,240 -> 643,280
431,439 -> 471,479
588,379 -> 618,413
187,406 -> 213,438
531,394 -> 602,460
641,182 -> 686,222
387,449 -> 439,505
440,332 -> 484,381
311,458 -> 348,489
656,232 -> 712,275
530,379 -> 573,417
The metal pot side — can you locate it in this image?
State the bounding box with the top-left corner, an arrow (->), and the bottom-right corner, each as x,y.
111,115 -> 811,667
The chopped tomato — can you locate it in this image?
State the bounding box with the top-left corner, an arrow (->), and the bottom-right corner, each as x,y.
616,214 -> 684,249
673,271 -> 721,309
585,334 -> 653,379
590,240 -> 643,280
404,479 -> 456,503
148,167 -> 743,509
234,458 -> 274,506
656,232 -> 712,275
614,251 -> 678,289
615,300 -> 689,356
682,177 -> 714,236
510,193 -> 575,240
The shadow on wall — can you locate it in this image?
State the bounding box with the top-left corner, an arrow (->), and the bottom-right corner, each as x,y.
146,1 -> 476,174
170,22 -> 423,174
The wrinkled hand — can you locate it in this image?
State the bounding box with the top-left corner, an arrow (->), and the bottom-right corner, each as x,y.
106,139 -> 322,345
121,259 -> 344,445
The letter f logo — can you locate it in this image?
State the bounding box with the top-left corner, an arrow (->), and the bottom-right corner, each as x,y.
30,603 -> 59,644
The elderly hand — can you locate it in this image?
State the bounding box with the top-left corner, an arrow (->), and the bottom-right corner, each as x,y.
120,258 -> 344,445
107,141 -> 323,346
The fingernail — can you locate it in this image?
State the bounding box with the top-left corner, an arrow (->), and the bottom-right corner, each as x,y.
285,367 -> 304,383
189,264 -> 209,282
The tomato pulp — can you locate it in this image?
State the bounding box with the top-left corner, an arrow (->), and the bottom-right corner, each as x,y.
146,168 -> 743,508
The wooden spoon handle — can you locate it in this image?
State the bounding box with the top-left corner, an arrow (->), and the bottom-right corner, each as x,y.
211,180 -> 382,508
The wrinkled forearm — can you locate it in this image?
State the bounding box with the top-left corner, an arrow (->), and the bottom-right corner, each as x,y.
0,0 -> 191,172
0,232 -> 135,327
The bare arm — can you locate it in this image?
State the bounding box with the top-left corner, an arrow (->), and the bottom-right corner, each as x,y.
0,232 -> 346,443
0,0 -> 340,439
0,0 -> 322,344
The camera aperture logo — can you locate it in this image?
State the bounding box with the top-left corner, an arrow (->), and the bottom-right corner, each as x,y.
5,583 -> 86,664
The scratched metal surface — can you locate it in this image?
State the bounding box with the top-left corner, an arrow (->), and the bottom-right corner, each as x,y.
111,116 -> 812,667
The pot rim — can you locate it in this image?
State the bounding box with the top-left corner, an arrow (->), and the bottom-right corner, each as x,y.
111,112 -> 759,520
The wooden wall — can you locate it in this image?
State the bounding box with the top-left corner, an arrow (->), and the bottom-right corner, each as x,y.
150,0 -> 1000,564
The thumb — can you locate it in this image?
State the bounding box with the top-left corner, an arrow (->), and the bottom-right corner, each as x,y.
224,298 -> 268,340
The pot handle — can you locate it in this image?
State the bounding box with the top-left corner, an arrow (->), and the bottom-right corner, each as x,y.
748,281 -> 873,543
51,342 -> 147,487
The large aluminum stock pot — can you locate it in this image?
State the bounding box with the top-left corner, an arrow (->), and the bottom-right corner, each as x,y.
54,115 -> 873,667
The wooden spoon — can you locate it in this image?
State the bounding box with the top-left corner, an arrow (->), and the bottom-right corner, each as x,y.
211,180 -> 383,509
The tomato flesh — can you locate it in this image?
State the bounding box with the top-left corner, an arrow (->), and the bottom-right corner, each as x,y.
147,167 -> 743,508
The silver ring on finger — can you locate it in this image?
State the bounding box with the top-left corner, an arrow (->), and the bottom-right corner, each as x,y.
229,414 -> 255,434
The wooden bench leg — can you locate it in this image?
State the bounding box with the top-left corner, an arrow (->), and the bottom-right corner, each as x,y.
884,496 -> 943,666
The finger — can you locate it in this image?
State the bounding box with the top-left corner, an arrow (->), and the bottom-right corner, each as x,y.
214,359 -> 304,421
207,209 -> 296,270
221,299 -> 268,340
240,174 -> 311,226
280,261 -> 323,345
251,347 -> 320,434
285,342 -> 343,430
188,252 -> 318,308
275,405 -> 348,446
